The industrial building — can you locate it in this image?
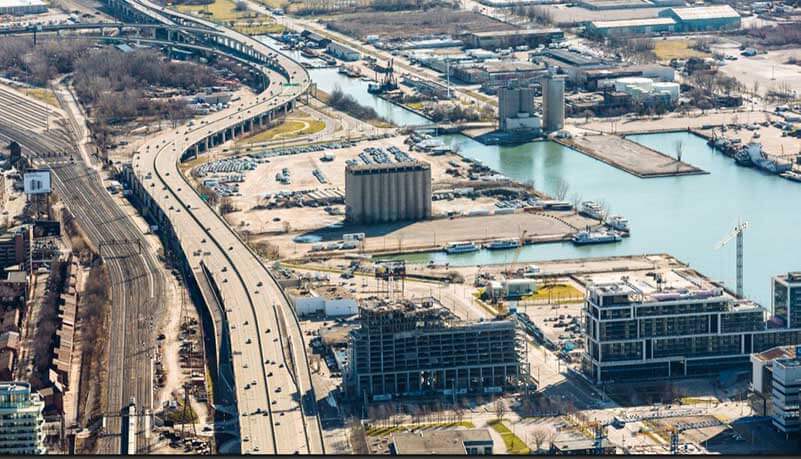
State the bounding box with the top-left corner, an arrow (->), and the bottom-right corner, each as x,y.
452,61 -> 545,87
0,0 -> 46,15
326,42 -> 360,61
498,85 -> 539,132
345,161 -> 432,224
345,299 -> 523,401
659,5 -> 741,32
533,49 -> 609,84
289,286 -> 358,317
0,382 -> 45,455
613,77 -> 680,103
579,64 -> 675,90
542,73 -> 565,132
581,269 -> 801,384
463,29 -> 564,50
390,429 -> 494,455
587,17 -> 677,37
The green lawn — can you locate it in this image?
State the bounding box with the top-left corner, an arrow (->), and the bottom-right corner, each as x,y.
488,420 -> 530,454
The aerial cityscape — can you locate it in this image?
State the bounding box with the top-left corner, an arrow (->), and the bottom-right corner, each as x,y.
1,0 -> 801,455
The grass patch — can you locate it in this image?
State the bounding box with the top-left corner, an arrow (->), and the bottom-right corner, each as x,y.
522,283 -> 583,303
253,0 -> 286,9
653,39 -> 709,61
174,0 -> 246,23
232,21 -> 285,34
488,420 -> 530,454
366,421 -> 475,437
22,87 -> 58,107
236,117 -> 325,144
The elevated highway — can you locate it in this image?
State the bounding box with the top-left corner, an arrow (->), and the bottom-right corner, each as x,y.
112,0 -> 323,454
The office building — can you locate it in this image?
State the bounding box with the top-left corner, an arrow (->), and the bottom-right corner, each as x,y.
0,382 -> 46,455
542,74 -> 565,132
751,345 -> 801,432
498,85 -> 539,132
582,268 -> 801,384
345,299 -> 523,400
772,272 -> 801,329
345,161 -> 432,224
659,5 -> 741,32
0,226 -> 29,270
390,429 -> 494,455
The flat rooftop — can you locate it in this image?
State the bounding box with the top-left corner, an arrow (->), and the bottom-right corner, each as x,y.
583,268 -> 729,303
468,28 -> 563,38
0,0 -> 46,7
591,17 -> 676,28
754,345 -> 798,362
345,160 -> 430,174
667,5 -> 740,21
391,429 -> 492,455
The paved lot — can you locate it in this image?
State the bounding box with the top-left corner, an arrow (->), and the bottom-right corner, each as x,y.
565,134 -> 705,177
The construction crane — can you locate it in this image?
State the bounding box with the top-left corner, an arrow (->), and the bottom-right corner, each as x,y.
715,219 -> 750,298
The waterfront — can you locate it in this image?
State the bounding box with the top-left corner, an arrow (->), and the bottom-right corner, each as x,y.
308,67 -> 430,127
305,68 -> 801,307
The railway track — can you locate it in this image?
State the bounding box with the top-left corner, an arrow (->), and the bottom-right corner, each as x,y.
0,88 -> 163,454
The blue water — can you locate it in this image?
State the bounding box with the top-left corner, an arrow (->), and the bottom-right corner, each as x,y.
306,68 -> 801,307
308,67 -> 429,127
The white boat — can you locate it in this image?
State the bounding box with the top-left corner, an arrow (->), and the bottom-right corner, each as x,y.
445,241 -> 479,254
606,215 -> 630,232
572,229 -> 622,245
579,201 -> 605,220
484,239 -> 521,250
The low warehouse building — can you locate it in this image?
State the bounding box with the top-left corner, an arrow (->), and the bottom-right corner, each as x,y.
587,17 -> 677,37
463,29 -> 564,50
659,5 -> 741,32
0,0 -> 46,15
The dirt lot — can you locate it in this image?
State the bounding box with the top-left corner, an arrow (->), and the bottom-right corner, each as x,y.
324,8 -> 515,41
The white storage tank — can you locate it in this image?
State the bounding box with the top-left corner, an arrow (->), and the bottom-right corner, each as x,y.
615,76 -> 654,94
652,82 -> 681,102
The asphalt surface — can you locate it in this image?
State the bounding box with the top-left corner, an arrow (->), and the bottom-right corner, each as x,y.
120,0 -> 324,453
0,85 -> 164,454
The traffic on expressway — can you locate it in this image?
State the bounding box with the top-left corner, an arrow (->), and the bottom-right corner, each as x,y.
121,0 -> 323,454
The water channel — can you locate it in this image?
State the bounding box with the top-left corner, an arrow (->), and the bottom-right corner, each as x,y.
301,62 -> 801,307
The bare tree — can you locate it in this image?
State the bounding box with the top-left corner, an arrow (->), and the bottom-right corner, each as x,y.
530,427 -> 555,452
554,178 -> 570,201
494,399 -> 506,422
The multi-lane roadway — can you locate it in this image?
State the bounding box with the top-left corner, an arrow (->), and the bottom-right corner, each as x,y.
118,0 -> 324,453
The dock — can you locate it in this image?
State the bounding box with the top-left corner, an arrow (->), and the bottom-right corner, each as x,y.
557,134 -> 708,178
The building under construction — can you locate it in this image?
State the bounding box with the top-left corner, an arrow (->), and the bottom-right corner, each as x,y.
345,161 -> 432,224
345,299 -> 524,401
